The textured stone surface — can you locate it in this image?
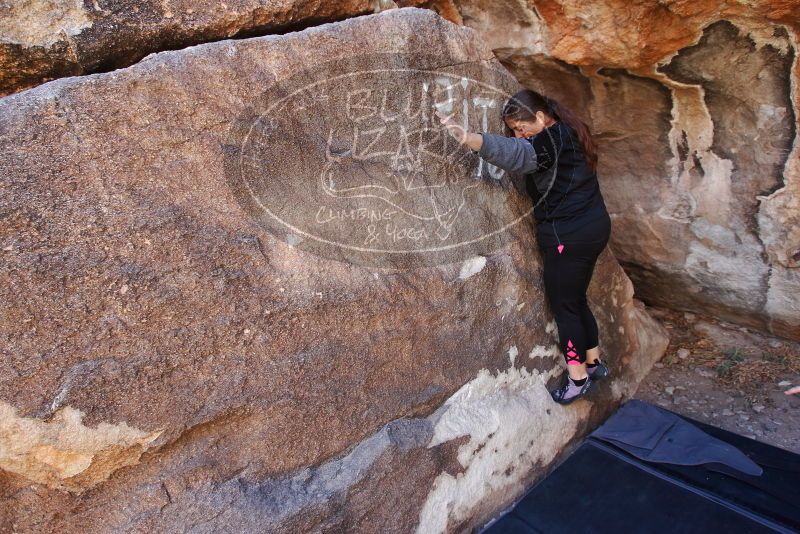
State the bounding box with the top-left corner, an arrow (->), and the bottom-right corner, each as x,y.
455,0 -> 800,340
0,8 -> 667,532
0,0 -> 461,97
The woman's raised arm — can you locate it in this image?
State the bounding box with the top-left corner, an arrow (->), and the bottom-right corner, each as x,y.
474,132 -> 539,175
434,109 -> 539,175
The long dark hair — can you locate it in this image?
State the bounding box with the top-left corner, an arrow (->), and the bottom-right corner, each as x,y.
501,89 -> 598,175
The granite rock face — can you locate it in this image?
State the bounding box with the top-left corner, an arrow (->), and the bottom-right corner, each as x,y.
455,0 -> 800,340
0,8 -> 667,533
0,0 -> 461,97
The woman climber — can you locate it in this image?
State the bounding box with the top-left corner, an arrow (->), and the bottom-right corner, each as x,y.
435,88 -> 612,405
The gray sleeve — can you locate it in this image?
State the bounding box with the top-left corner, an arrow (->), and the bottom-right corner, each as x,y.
475,132 -> 539,174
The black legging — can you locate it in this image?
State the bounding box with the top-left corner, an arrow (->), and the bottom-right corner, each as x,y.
538,218 -> 610,366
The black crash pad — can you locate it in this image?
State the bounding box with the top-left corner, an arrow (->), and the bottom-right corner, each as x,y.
479,400 -> 800,534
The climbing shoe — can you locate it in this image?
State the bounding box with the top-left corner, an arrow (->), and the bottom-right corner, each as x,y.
550,374 -> 593,405
587,359 -> 610,381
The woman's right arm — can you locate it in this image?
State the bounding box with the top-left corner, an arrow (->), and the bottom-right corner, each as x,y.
471,132 -> 540,175
434,110 -> 541,175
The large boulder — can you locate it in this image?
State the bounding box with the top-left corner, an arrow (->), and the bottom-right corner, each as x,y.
0,0 -> 462,97
0,8 -> 668,532
454,0 -> 800,341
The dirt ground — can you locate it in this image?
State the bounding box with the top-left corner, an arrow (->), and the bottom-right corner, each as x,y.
632,305 -> 800,454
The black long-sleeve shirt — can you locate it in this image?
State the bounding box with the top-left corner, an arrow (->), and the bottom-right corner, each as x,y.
474,121 -> 609,247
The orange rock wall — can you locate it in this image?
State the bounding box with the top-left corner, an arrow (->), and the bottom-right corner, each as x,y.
456,0 -> 800,339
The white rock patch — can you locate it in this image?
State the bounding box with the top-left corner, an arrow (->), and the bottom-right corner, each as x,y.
507,345 -> 518,366
528,344 -> 562,360
458,256 -> 487,280
416,365 -> 590,534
